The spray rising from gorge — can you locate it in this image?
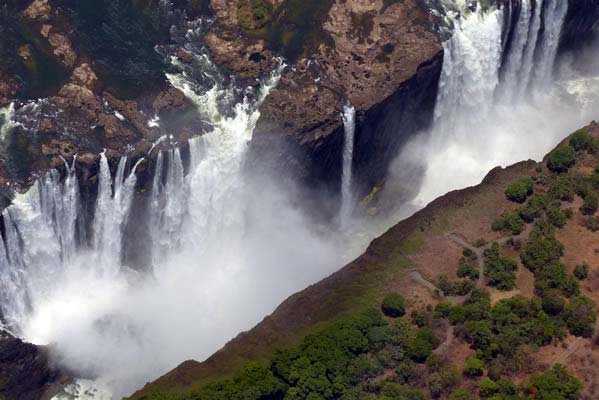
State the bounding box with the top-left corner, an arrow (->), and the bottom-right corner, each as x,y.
0,1 -> 597,398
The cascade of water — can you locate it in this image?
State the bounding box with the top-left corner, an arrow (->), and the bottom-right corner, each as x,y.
434,6 -> 505,129
340,104 -> 356,223
0,102 -> 18,142
498,0 -> 532,101
532,0 -> 569,92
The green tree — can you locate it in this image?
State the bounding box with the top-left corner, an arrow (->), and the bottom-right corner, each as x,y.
581,192 -> 599,215
569,128 -> 591,151
381,293 -> 406,318
574,263 -> 589,280
505,177 -> 534,203
463,357 -> 484,377
547,145 -> 576,173
564,296 -> 597,337
524,364 -> 582,400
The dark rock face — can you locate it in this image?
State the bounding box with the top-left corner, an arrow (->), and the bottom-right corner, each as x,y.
561,0 -> 599,52
0,337 -> 69,400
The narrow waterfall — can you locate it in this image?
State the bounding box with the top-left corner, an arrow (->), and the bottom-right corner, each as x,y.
340,103 -> 356,224
0,103 -> 17,141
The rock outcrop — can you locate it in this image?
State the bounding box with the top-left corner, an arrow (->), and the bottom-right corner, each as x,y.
0,336 -> 69,400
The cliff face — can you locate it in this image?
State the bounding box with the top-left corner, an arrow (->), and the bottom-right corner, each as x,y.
205,0 -> 442,193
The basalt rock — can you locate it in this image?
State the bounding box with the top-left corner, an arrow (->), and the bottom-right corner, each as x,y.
207,0 -> 442,200
0,337 -> 69,400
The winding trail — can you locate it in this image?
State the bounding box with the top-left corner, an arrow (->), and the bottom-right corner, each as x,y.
409,225 -> 536,355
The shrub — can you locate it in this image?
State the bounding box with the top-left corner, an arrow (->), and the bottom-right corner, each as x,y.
434,301 -> 453,318
569,128 -> 591,151
574,263 -> 589,280
474,238 -> 487,248
463,356 -> 484,377
381,293 -> 406,318
520,229 -> 564,273
564,296 -> 597,337
505,177 -> 534,203
542,289 -> 566,315
584,216 -> 599,232
457,260 -> 479,280
408,328 -> 440,362
547,145 -> 576,173
492,211 -> 525,235
581,192 -> 599,215
449,388 -> 473,400
547,206 -> 571,228
524,364 -> 582,400
479,378 -> 500,398
549,175 -> 576,201
484,243 -> 518,291
411,310 -> 429,328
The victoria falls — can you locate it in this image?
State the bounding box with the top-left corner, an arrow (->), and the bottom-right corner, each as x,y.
0,0 -> 598,399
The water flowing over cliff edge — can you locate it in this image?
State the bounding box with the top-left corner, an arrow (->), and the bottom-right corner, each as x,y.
0,0 -> 597,398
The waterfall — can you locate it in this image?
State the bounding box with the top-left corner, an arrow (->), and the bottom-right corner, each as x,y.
340,104 -> 356,223
531,0 -> 569,92
402,0 -> 585,207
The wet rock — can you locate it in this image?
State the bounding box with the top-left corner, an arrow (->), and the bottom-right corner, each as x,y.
0,74 -> 19,106
47,32 -> 77,67
22,0 -> 51,21
0,337 -> 69,400
71,64 -> 98,89
152,86 -> 187,114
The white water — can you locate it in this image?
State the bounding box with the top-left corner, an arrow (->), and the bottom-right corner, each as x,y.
389,0 -> 599,211
340,103 -> 356,224
0,25 -> 359,398
1,2 -> 598,399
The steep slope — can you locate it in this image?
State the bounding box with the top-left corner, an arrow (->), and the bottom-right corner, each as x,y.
129,119 -> 599,399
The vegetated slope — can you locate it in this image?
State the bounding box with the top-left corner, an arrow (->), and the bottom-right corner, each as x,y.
130,122 -> 599,400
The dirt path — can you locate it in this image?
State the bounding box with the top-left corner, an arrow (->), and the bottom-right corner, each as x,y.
433,320 -> 454,356
554,319 -> 599,364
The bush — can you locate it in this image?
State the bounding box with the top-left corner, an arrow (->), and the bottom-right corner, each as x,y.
434,301 -> 453,318
569,128 -> 591,151
547,145 -> 576,173
474,238 -> 487,248
505,177 -> 534,203
542,289 -> 566,315
584,216 -> 599,232
449,388 -> 473,400
520,229 -> 564,273
457,260 -> 479,280
381,293 -> 406,318
463,356 -> 484,377
484,243 -> 518,291
479,378 -> 500,398
408,328 -> 440,362
581,192 -> 599,215
492,212 -> 525,235
525,364 -> 582,400
574,263 -> 589,280
565,296 -> 597,337
547,206 -> 572,228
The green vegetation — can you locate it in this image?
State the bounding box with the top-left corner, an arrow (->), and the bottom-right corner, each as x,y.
547,145 -> 576,174
581,192 -> 599,215
484,243 -> 518,291
574,263 -> 589,280
505,177 -> 533,203
492,211 -> 525,235
437,275 -> 475,296
381,293 -> 406,318
569,128 -> 596,152
584,216 -> 599,232
457,251 -> 479,281
463,357 -> 484,377
524,364 -> 582,399
564,296 -> 597,337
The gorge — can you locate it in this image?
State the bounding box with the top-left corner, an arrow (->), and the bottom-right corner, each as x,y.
0,0 -> 598,399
